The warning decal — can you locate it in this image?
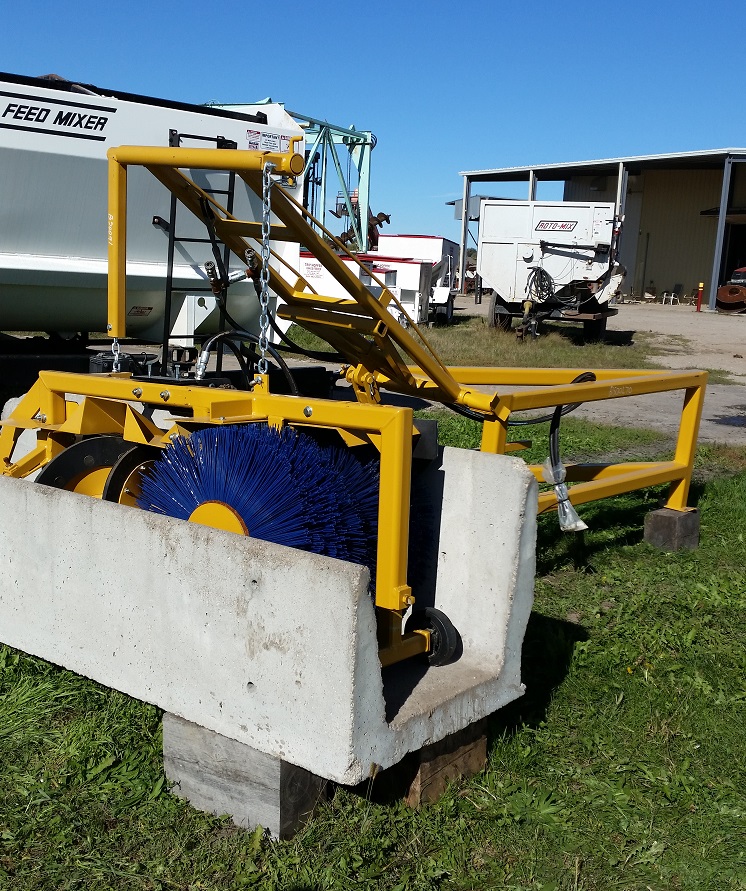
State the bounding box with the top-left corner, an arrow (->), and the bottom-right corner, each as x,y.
247,129 -> 291,153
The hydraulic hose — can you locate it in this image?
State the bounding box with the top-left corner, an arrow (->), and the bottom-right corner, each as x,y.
445,371 -> 597,428
196,330 -> 299,396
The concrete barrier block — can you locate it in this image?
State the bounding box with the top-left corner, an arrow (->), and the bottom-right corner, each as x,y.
0,444 -> 536,788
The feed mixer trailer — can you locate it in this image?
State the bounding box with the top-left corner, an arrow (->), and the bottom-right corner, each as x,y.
0,144 -> 707,789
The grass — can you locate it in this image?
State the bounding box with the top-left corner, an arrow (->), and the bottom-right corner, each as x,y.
1,418 -> 745,890
285,318 -> 661,371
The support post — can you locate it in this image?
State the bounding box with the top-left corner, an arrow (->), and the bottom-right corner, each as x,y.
708,157 -> 732,311
528,169 -> 537,201
458,174 -> 471,297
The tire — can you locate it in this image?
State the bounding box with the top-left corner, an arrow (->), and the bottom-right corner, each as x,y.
405,607 -> 460,666
583,317 -> 607,342
434,297 -> 454,326
488,291 -> 512,331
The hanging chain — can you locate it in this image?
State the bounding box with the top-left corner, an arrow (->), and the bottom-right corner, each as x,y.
258,161 -> 275,376
111,337 -> 121,373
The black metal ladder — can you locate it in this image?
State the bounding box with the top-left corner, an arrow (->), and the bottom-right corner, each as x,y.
155,128 -> 238,374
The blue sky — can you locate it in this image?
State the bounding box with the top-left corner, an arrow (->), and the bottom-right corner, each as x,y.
4,0 -> 741,243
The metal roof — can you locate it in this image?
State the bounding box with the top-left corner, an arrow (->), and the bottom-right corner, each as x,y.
460,148 -> 746,183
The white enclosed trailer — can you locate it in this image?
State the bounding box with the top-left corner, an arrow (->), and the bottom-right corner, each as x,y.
300,234 -> 458,328
376,234 -> 458,323
476,199 -> 623,338
0,72 -> 303,342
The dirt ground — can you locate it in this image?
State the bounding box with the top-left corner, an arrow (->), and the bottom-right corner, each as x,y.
456,295 -> 746,446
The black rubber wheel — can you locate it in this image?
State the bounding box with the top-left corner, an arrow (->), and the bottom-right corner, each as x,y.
405,607 -> 460,666
583,317 -> 607,342
488,291 -> 512,330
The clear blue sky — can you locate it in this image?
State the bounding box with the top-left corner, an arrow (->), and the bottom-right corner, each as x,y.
4,0 -> 741,243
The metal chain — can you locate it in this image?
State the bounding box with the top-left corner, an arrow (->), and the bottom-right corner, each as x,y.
258,162 -> 275,376
111,337 -> 121,373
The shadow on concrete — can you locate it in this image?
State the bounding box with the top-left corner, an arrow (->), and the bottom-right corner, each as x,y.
709,404 -> 746,428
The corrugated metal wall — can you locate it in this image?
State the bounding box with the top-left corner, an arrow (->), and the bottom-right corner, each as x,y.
634,169 -> 721,297
565,169 -> 723,297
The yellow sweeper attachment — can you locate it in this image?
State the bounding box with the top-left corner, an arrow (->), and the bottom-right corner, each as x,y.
0,144 -> 707,667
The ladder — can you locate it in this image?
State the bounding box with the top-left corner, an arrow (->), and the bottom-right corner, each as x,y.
155,129 -> 238,374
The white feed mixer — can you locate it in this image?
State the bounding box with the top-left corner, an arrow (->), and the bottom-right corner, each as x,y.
0,71 -> 303,342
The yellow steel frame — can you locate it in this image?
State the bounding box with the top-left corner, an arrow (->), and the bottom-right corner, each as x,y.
0,144 -> 708,666
0,370 -> 426,666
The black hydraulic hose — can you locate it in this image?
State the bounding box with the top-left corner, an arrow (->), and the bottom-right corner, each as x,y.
215,336 -> 253,390
244,266 -> 346,362
507,371 -> 597,427
447,403 -> 493,424
264,311 -> 346,362
445,371 -> 597,428
201,329 -> 300,397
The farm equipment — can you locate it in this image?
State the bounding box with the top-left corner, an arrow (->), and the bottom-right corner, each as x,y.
476,198 -> 624,339
0,143 -> 708,672
0,71 -> 303,346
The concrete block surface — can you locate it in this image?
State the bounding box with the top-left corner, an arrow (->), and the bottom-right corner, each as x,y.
0,444 -> 536,785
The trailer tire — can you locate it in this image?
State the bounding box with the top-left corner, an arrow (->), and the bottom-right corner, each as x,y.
583,317 -> 607,342
434,296 -> 454,326
488,291 -> 512,331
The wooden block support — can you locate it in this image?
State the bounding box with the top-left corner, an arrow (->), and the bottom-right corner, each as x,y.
644,507 -> 700,551
405,719 -> 487,807
162,714 -> 327,839
354,720 -> 488,807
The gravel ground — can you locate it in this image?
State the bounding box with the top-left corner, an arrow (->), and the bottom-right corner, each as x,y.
456,295 -> 746,445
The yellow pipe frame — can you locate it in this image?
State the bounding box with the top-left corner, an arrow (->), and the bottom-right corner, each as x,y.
1,144 -> 710,665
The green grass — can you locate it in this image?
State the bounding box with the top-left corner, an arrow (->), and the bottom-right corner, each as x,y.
285,318 -> 660,371
1,426 -> 746,890
415,409 -> 669,464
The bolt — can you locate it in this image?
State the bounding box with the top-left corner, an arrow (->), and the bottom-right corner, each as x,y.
303,406 -> 313,417
132,387 -> 142,398
160,390 -> 170,402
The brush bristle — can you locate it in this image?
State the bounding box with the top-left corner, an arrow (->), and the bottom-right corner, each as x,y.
137,424 -> 379,573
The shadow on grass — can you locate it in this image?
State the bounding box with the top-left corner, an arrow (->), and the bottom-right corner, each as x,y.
542,322 -> 636,348
534,497 -> 651,576
487,611 -> 588,744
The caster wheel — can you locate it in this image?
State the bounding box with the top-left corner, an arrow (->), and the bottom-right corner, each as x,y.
405,607 -> 460,666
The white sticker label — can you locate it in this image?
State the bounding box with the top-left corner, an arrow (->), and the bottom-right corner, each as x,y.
247,129 -> 291,153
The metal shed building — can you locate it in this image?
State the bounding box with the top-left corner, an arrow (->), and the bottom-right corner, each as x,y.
457,149 -> 746,310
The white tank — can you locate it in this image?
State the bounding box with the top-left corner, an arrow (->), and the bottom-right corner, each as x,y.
0,73 -> 303,340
